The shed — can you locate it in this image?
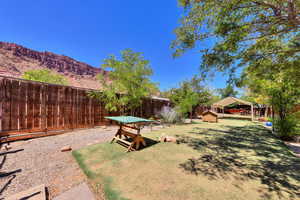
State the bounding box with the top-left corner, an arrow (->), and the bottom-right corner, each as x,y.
202,110 -> 218,123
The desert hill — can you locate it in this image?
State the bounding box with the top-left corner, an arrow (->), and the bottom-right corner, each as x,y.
0,42 -> 106,89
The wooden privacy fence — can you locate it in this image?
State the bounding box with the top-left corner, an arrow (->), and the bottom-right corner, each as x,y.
0,76 -> 169,142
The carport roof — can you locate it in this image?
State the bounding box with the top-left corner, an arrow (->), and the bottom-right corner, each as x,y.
212,97 -> 252,108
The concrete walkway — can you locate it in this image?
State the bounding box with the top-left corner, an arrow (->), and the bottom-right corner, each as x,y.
53,183 -> 95,200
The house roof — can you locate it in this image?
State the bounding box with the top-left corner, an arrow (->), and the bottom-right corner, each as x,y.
151,96 -> 170,102
202,110 -> 218,116
212,97 -> 252,108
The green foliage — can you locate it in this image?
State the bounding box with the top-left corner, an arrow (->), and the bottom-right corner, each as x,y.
172,0 -> 300,79
294,112 -> 300,136
172,82 -> 199,115
166,76 -> 212,117
173,0 -> 300,139
274,115 -> 299,140
90,49 -> 158,113
270,80 -> 300,140
22,69 -> 68,85
243,62 -> 300,139
217,84 -> 238,98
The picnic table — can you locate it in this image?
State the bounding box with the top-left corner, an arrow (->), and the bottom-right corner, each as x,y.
105,116 -> 154,152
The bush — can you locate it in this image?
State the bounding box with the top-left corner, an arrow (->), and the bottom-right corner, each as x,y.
22,69 -> 68,85
293,111 -> 300,136
157,106 -> 183,124
274,114 -> 299,140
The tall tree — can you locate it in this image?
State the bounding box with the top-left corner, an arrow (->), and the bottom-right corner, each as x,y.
172,0 -> 300,78
242,58 -> 300,139
173,0 -> 300,138
90,49 -> 158,115
167,76 -> 212,122
168,82 -> 198,122
22,69 -> 68,85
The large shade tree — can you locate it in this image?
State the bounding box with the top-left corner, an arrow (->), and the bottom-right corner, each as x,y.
172,0 -> 300,78
173,0 -> 300,139
241,57 -> 300,139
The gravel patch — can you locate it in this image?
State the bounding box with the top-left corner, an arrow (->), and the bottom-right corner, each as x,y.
0,127 -> 117,199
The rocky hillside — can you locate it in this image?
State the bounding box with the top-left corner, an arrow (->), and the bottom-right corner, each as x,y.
0,42 -> 107,89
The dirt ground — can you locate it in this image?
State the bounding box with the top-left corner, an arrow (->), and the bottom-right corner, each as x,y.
0,127 -> 117,199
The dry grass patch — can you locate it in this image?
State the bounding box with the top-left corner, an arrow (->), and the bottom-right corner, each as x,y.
73,119 -> 300,200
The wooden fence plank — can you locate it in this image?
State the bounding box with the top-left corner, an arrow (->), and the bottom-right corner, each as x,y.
0,76 -> 170,142
26,82 -> 34,130
2,79 -> 11,131
0,78 -> 4,132
19,81 -> 27,131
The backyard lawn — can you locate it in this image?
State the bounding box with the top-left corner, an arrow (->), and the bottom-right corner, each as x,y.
73,119 -> 300,200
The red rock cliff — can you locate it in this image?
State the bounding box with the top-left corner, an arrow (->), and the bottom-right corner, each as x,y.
0,41 -> 107,89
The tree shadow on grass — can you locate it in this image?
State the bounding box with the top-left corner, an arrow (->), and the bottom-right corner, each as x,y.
177,125 -> 300,199
139,137 -> 159,150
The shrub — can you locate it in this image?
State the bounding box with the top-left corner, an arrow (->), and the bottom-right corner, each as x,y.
157,106 -> 183,124
274,113 -> 299,140
22,69 -> 68,85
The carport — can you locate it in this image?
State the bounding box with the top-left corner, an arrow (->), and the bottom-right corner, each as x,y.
212,97 -> 254,121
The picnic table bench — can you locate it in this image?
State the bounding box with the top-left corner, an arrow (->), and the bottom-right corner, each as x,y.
105,116 -> 154,152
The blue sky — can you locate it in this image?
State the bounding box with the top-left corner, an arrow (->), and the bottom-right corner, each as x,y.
0,0 -> 229,91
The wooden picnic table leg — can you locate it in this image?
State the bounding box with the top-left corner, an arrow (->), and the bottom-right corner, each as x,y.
134,128 -> 146,150
127,138 -> 136,152
135,137 -> 140,150
141,137 -> 146,146
111,124 -> 123,143
134,136 -> 146,150
110,123 -> 148,151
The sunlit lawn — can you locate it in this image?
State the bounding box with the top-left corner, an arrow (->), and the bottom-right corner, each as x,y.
73,119 -> 300,200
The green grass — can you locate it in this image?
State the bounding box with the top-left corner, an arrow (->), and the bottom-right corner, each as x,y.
73,119 -> 300,200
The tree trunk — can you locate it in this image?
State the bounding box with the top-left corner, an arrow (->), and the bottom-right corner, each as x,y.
264,105 -> 268,118
271,106 -> 275,132
190,107 -> 193,123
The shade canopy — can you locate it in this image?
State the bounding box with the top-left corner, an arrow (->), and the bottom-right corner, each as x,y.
105,116 -> 154,124
212,97 -> 252,108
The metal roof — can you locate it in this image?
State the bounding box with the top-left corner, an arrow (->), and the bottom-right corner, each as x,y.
202,110 -> 218,116
212,97 -> 252,108
151,96 -> 170,102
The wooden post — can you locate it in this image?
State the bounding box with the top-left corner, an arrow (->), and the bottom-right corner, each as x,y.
0,78 -> 3,133
190,107 -> 193,123
251,104 -> 254,121
264,105 -> 268,118
222,106 -> 225,118
271,105 -> 275,132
